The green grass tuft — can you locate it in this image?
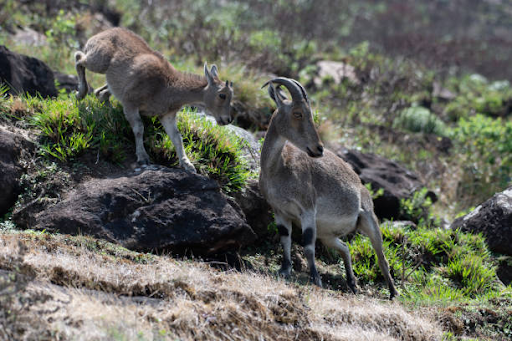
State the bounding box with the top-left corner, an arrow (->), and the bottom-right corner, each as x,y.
346,224 -> 502,303
148,110 -> 253,193
1,93 -> 252,192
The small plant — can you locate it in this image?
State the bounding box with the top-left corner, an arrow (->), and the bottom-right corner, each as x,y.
364,183 -> 384,200
451,114 -> 512,205
399,187 -> 438,226
45,9 -> 78,50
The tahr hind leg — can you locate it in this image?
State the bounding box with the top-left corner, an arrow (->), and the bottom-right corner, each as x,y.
357,211 -> 398,299
320,237 -> 358,294
123,104 -> 150,165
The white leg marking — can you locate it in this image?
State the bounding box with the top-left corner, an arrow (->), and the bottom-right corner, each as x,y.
159,112 -> 196,173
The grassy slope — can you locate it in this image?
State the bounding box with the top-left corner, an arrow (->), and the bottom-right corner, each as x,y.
0,93 -> 511,340
0,230 -> 443,341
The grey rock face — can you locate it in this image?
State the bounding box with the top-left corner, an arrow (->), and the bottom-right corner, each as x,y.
451,187 -> 512,256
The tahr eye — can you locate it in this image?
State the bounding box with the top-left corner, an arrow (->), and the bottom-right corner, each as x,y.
219,94 -> 227,100
293,111 -> 303,119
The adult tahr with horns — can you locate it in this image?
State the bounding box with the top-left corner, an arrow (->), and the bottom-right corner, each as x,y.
259,77 -> 398,299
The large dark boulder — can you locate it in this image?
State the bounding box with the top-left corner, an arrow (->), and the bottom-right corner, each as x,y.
451,187 -> 512,256
0,127 -> 27,216
0,45 -> 57,98
18,168 -> 256,255
332,145 -> 436,220
232,179 -> 273,239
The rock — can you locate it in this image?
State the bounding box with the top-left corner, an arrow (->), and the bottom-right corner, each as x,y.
0,127 -> 28,216
195,111 -> 261,171
314,61 -> 359,87
18,168 -> 256,255
232,179 -> 273,239
332,145 -> 437,220
384,220 -> 418,230
232,100 -> 271,130
53,71 -> 79,94
224,124 -> 261,171
450,187 -> 512,256
12,28 -> 47,47
432,81 -> 456,101
0,45 -> 57,98
497,257 -> 512,286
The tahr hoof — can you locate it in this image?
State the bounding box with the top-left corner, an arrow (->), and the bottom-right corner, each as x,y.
181,161 -> 197,173
348,279 -> 358,294
312,276 -> 323,288
278,267 -> 292,278
348,283 -> 358,294
75,90 -> 85,101
137,158 -> 151,166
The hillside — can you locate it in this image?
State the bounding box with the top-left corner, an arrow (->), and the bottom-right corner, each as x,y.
1,1 -> 512,340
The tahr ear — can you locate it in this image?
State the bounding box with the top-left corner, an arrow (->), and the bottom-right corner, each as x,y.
210,64 -> 219,78
204,61 -> 215,86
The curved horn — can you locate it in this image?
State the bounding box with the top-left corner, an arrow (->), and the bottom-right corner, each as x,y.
290,79 -> 309,104
263,77 -> 304,103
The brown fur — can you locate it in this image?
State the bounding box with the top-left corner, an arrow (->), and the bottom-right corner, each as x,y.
75,27 -> 233,171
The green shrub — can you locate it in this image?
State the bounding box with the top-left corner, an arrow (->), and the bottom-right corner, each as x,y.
399,187 -> 438,226
451,114 -> 512,203
407,228 -> 456,265
445,74 -> 512,120
443,96 -> 473,121
393,106 -> 448,136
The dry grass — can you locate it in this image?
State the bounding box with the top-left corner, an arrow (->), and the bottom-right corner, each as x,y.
0,231 -> 444,340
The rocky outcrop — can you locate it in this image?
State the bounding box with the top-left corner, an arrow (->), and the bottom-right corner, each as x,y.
332,145 -> 436,220
17,168 -> 256,255
0,127 -> 29,216
232,179 -> 273,239
314,61 -> 360,86
0,45 -> 57,98
451,187 -> 512,256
